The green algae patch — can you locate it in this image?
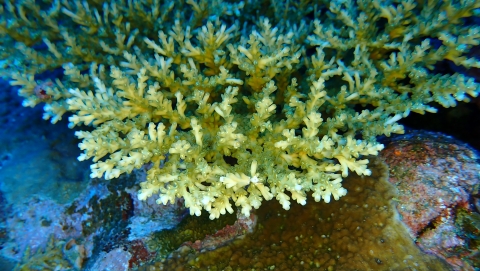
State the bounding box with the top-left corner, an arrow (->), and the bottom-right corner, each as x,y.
13,236 -> 85,271
145,208 -> 238,261
456,209 -> 480,268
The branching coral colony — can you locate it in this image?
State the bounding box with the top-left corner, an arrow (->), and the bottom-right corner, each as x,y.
2,0 -> 480,219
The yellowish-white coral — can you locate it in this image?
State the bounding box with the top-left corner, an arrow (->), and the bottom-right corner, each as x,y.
3,0 -> 480,219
